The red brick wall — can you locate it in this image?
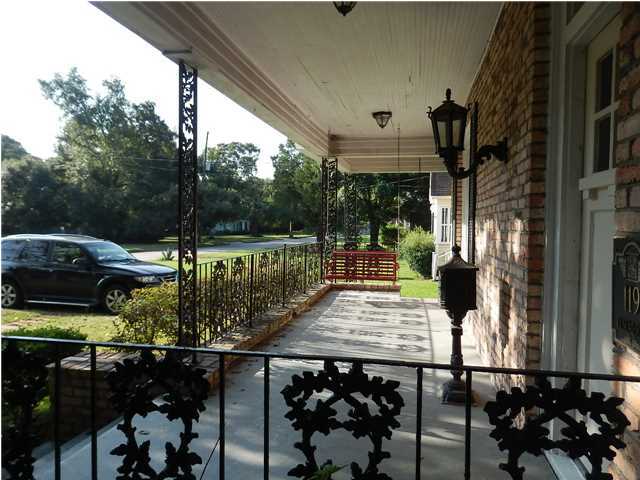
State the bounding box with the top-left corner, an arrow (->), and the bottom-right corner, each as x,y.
611,4 -> 640,479
464,2 -> 549,391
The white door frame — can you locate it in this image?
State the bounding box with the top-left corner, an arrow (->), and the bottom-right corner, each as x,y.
542,1 -> 620,377
543,3 -> 620,477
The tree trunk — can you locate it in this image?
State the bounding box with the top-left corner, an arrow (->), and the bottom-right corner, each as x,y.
369,219 -> 380,244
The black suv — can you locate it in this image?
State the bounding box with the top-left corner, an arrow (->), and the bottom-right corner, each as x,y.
1,234 -> 177,314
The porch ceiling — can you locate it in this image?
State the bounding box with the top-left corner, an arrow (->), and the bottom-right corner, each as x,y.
94,1 -> 501,173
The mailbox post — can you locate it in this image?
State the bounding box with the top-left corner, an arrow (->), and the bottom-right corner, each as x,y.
437,245 -> 478,404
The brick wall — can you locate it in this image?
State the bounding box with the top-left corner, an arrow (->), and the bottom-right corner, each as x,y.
611,4 -> 640,480
464,2 -> 549,391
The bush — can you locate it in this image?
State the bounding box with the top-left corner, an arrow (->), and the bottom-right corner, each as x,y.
399,228 -> 435,278
3,325 -> 87,360
113,282 -> 179,345
381,223 -> 408,248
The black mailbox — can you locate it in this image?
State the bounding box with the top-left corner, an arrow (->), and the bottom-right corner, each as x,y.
437,246 -> 479,314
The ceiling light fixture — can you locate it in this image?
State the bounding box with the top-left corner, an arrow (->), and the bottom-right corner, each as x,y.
333,2 -> 357,17
372,111 -> 392,129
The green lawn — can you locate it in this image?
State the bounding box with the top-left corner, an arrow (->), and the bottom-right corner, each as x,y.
1,307 -> 116,341
123,233 -> 314,253
154,249 -> 268,269
398,259 -> 439,299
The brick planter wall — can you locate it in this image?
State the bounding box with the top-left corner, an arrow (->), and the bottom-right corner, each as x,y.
463,2 -> 549,391
611,4 -> 640,479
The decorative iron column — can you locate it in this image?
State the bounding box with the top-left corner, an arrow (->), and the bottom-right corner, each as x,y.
177,60 -> 198,348
325,158 -> 338,257
343,174 -> 358,250
320,158 -> 328,243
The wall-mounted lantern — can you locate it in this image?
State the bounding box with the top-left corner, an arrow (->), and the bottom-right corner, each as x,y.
427,88 -> 508,179
372,111 -> 392,129
437,245 -> 479,403
333,2 -> 357,17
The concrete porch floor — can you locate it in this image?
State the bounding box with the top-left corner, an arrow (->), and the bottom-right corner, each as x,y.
34,290 -> 554,479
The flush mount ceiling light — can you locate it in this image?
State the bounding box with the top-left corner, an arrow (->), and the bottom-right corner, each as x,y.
372,111 -> 392,129
333,2 -> 357,17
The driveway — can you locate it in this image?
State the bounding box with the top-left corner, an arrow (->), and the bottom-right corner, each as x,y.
132,236 -> 318,262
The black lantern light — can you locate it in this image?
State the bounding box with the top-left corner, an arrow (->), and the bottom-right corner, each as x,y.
333,2 -> 357,16
427,88 -> 508,179
372,111 -> 392,129
437,245 -> 479,404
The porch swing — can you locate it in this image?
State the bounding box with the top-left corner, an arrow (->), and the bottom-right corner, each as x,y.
325,129 -> 417,284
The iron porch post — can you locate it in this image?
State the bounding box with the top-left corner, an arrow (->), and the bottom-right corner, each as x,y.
178,60 -> 198,348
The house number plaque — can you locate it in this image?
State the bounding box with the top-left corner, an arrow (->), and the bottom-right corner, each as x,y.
613,236 -> 640,351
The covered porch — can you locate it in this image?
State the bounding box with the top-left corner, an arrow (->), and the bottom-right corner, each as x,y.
4,2 -> 640,480
30,290 -> 553,479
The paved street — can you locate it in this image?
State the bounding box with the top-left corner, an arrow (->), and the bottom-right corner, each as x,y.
132,236 -> 318,262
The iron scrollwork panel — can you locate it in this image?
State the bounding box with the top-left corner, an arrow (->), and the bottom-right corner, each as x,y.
343,174 -> 359,249
1,342 -> 49,479
285,246 -> 304,298
254,251 -> 272,316
281,361 -> 404,479
484,376 -> 631,480
227,256 -> 248,329
107,351 -> 209,479
325,158 -> 338,261
178,60 -> 198,347
307,243 -> 322,285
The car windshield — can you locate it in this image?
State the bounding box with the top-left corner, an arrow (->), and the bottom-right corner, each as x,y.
84,241 -> 135,263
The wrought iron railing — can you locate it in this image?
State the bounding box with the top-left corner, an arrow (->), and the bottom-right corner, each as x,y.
2,335 -> 639,480
196,242 -> 323,344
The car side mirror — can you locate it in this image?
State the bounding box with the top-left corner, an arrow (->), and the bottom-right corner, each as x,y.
73,257 -> 92,269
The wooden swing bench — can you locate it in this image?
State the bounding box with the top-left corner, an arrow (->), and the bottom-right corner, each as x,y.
325,249 -> 399,283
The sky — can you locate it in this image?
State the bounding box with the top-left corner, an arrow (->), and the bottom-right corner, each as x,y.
0,0 -> 286,178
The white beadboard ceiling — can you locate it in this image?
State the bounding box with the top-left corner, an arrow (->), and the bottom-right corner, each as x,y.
94,1 -> 501,172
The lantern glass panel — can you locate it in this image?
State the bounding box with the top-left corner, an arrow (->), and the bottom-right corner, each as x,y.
438,120 -> 449,148
451,119 -> 461,150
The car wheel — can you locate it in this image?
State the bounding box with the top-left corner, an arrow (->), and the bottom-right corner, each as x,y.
102,285 -> 129,314
1,280 -> 23,309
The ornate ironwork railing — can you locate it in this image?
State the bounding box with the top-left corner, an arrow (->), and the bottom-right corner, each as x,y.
196,242 -> 323,345
3,335 -> 639,480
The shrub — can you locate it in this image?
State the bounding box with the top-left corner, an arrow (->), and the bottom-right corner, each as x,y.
399,228 -> 435,278
381,223 -> 408,248
113,282 -> 179,345
3,325 -> 87,360
160,247 -> 175,261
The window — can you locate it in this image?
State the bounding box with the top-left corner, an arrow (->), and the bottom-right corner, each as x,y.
584,21 -> 618,177
1,240 -> 26,261
19,240 -> 50,263
592,50 -> 615,173
83,241 -> 134,263
51,242 -> 87,266
440,207 -> 451,243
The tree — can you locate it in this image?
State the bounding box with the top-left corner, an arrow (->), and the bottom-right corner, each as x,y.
198,142 -> 268,234
398,175 -> 431,230
353,174 -> 430,242
270,141 -> 320,233
37,68 -> 178,241
1,157 -> 74,234
1,135 -> 30,161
